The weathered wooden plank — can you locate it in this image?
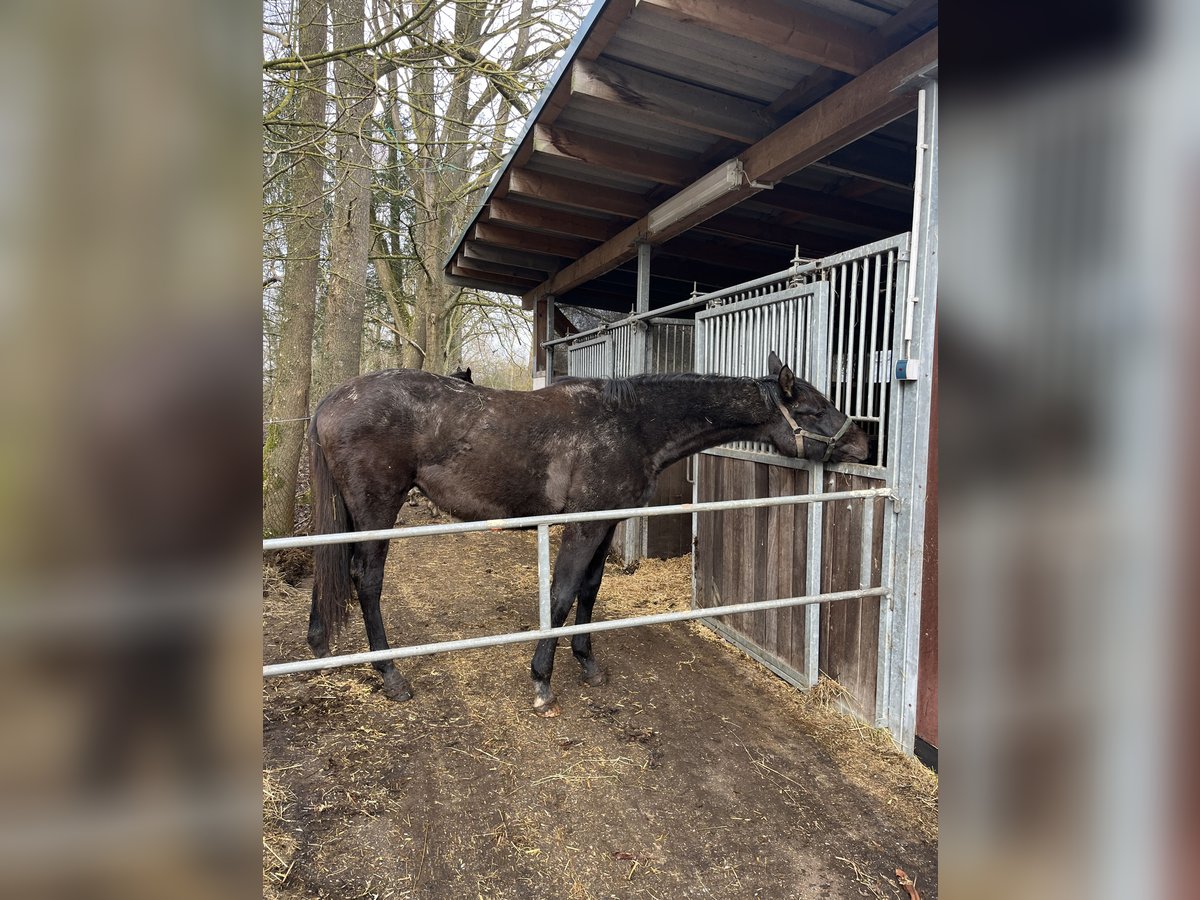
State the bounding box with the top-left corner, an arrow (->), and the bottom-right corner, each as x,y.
789,468 -> 811,673
486,198 -> 624,243
507,168 -> 650,219
638,0 -> 882,76
448,263 -> 538,288
462,241 -> 562,273
571,58 -> 772,144
752,461 -> 771,649
533,124 -> 691,186
751,183 -> 911,233
444,272 -> 528,295
472,222 -> 597,259
451,257 -> 546,280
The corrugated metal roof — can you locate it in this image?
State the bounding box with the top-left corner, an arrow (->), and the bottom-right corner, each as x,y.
444,0 -> 937,312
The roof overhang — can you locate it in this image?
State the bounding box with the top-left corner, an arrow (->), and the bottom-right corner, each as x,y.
443,0 -> 938,313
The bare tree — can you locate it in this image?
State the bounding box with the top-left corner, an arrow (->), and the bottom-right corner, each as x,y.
372,0 -> 582,373
263,0 -> 327,537
261,0 -> 585,534
312,0 -> 377,402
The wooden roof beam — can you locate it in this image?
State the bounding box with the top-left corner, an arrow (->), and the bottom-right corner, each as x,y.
694,214 -> 848,255
637,0 -> 882,76
506,169 -> 650,219
521,29 -> 936,309
751,184 -> 912,232
570,58 -> 771,144
472,222 -> 597,259
452,256 -> 546,281
462,241 -> 563,273
485,198 -> 623,242
533,124 -> 691,186
447,266 -> 538,294
742,29 -> 937,184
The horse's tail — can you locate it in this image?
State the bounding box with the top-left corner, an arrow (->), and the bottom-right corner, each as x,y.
309,417 -> 353,637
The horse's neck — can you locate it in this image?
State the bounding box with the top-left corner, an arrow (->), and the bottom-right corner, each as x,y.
630,377 -> 771,470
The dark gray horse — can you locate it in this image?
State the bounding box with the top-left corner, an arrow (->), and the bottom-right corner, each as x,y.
307,352 -> 867,716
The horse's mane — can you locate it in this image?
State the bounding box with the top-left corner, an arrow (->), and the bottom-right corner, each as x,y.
600,372 -> 741,409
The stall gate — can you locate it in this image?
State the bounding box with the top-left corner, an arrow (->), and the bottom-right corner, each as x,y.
691,234 -> 929,747
566,318 -> 696,559
564,318 -> 694,379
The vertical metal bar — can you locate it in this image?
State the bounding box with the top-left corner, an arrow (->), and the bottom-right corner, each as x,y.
537,524 -> 552,630
879,249 -> 896,467
636,242 -> 651,314
859,495 -> 876,592
835,263 -> 845,405
903,87 -> 928,348
801,291 -> 810,383
804,464 -> 824,687
884,79 -> 937,753
868,253 -> 882,420
545,295 -> 556,385
856,261 -> 869,417
847,259 -> 859,413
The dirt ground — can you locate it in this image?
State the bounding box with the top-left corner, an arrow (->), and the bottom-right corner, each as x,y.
263,508 -> 938,899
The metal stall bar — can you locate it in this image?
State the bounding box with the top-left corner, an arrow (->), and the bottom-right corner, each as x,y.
263,489 -> 892,678
879,80 -> 938,752
804,465 -> 824,687
537,524 -> 552,630
264,587 -> 889,678
263,489 -> 892,551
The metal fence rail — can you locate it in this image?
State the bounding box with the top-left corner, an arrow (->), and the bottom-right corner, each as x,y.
263,488 -> 892,678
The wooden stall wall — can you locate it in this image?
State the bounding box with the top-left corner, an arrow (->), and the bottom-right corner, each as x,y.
819,472 -> 886,721
612,459 -> 692,562
694,454 -> 886,721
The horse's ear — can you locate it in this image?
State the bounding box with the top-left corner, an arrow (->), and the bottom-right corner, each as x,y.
767,350 -> 784,375
778,362 -> 796,400
463,367 -> 472,380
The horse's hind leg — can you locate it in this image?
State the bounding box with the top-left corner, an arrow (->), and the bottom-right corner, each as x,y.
530,522 -> 612,717
571,524 -> 616,687
352,537 -> 413,701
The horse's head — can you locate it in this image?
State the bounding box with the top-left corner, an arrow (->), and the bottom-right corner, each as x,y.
449,366 -> 473,383
762,351 -> 869,464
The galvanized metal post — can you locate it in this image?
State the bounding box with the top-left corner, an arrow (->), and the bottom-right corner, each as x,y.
545,294 -> 556,385
879,79 -> 937,753
804,464 -> 824,687
622,242 -> 653,564
537,524 -> 552,629
635,242 -> 651,314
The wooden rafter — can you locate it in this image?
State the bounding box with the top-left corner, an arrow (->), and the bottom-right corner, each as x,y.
506,169 -> 649,218
462,241 -> 563,273
485,198 -> 623,242
637,0 -> 882,76
473,221 -> 597,258
570,58 -> 771,144
519,29 -> 937,308
533,125 -> 690,186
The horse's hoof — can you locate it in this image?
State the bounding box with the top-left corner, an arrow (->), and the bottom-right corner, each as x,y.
533,700 -> 562,718
382,672 -> 413,702
581,670 -> 608,687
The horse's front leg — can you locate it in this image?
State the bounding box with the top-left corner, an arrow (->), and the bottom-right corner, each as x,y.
571,524 -> 616,687
530,522 -> 610,717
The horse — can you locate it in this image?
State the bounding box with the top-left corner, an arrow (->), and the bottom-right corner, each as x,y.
307,351 -> 868,716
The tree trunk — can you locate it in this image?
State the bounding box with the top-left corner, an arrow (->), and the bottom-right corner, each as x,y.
263,0 -> 326,538
314,0 -> 373,402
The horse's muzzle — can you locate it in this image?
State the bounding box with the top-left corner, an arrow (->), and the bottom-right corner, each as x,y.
829,424 -> 870,463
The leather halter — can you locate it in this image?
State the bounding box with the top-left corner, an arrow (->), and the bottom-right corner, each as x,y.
771,394 -> 853,463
